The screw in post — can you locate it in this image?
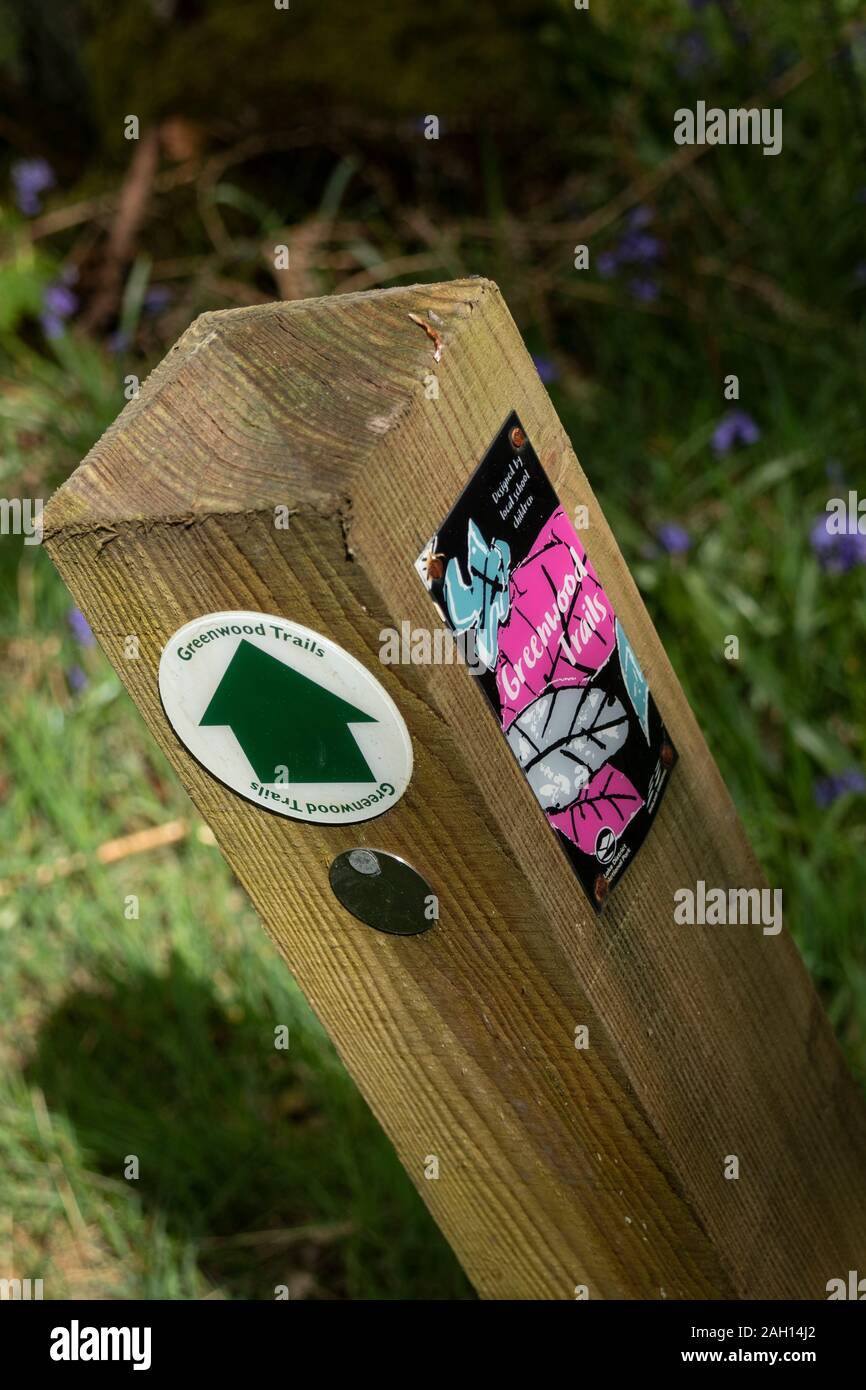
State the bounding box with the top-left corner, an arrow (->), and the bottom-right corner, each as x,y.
348,848 -> 381,876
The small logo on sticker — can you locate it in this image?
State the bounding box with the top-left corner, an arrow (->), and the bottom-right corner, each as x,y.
595,828 -> 617,866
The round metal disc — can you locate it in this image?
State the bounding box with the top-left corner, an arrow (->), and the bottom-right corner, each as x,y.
328,849 -> 435,936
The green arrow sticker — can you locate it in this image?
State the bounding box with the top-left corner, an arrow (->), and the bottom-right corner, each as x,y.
200,639 -> 378,784
158,612 -> 412,824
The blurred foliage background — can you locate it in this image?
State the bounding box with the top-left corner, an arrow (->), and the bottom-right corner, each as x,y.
1,0 -> 864,1299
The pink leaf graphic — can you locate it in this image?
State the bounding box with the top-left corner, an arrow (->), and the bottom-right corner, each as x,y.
495,507 -> 616,728
548,765 -> 644,856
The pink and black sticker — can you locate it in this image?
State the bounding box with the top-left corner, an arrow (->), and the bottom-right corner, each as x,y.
415,411 -> 676,911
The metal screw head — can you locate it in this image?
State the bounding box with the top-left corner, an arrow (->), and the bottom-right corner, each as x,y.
329,849 -> 436,936
348,848 -> 381,876
509,425 -> 527,450
424,551 -> 446,583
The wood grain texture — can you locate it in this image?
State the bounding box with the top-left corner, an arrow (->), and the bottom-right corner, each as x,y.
44,278 -> 866,1299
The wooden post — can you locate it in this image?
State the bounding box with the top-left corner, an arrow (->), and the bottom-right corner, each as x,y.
44,279 -> 866,1300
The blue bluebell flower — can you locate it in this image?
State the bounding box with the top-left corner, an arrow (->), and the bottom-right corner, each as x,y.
532,355 -> 559,384
656,523 -> 691,555
67,665 -> 88,694
629,277 -> 660,303
11,158 -> 55,215
809,517 -> 866,573
67,607 -> 96,647
711,410 -> 760,455
40,279 -> 79,339
814,768 -> 866,807
143,285 -> 172,315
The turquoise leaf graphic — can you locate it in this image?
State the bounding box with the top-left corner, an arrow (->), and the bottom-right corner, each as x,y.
444,520 -> 511,669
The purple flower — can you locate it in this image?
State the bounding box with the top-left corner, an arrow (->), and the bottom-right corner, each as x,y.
618,231 -> 663,264
627,205 -> 654,230
619,209 -> 661,261
532,355 -> 558,384
67,607 -> 95,647
11,158 -> 55,216
40,280 -> 79,339
67,665 -> 88,694
629,277 -> 660,303
809,516 -> 866,573
44,284 -> 78,318
677,29 -> 715,78
711,410 -> 761,455
41,313 -> 66,340
106,328 -> 131,355
814,768 -> 866,808
656,523 -> 691,555
143,285 -> 172,315
598,208 -> 662,280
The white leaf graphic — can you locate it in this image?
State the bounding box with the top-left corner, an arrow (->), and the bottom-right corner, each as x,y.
506,685 -> 628,813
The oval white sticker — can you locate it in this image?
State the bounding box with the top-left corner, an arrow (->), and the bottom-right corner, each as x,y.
158,612 -> 412,824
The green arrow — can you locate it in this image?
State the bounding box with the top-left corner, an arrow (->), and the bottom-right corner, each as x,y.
199,639 -> 377,784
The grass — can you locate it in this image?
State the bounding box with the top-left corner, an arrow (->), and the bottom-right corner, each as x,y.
1,0 -> 865,1299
